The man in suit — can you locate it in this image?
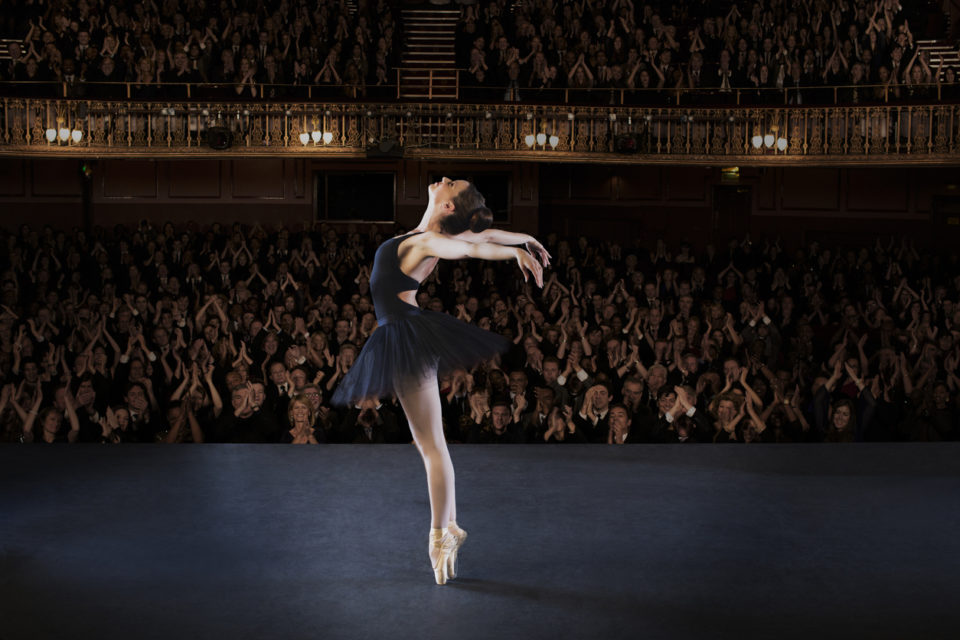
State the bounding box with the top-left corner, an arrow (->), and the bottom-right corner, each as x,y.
521,384 -> 557,442
574,382 -> 613,443
339,399 -> 399,443
441,368 -> 471,432
468,399 -> 524,444
607,403 -> 645,444
214,384 -> 280,443
659,386 -> 712,443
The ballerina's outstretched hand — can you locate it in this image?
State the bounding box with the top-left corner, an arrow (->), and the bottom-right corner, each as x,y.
516,248 -> 545,288
525,239 -> 552,268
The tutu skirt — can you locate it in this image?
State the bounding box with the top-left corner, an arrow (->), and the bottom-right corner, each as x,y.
330,308 -> 509,406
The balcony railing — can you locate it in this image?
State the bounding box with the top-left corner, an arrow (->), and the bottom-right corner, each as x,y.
2,95 -> 958,163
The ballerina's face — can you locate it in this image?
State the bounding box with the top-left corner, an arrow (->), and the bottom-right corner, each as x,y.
428,177 -> 469,206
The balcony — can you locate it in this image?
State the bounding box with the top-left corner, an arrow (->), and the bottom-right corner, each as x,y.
1,82 -> 958,164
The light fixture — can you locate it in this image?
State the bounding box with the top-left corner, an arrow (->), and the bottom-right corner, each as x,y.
45,128 -> 57,142
299,132 -> 310,145
71,129 -> 82,143
311,130 -> 322,143
322,131 -> 333,144
525,131 -> 558,150
753,125 -> 789,154
58,127 -> 70,141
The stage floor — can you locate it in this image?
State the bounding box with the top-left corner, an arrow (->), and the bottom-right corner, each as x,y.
1,444 -> 958,640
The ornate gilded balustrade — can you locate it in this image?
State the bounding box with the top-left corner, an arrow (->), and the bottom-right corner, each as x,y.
2,98 -> 959,164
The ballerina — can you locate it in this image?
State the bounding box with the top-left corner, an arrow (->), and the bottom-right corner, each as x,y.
331,177 -> 549,584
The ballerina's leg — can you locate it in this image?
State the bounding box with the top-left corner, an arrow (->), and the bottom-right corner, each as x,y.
396,371 -> 456,529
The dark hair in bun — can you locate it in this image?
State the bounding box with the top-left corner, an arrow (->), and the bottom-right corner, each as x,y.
442,182 -> 494,235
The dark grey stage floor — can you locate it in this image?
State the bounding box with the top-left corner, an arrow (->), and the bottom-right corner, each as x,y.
1,444 -> 958,640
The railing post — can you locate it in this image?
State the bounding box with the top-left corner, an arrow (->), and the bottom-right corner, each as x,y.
187,84 -> 191,99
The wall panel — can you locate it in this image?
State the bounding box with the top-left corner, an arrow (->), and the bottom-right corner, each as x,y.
845,169 -> 909,212
30,159 -> 82,197
167,160 -> 221,198
665,166 -> 708,202
569,166 -> 615,200
780,168 -> 840,210
617,166 -> 662,200
232,160 -> 285,198
101,160 -> 157,199
0,159 -> 26,196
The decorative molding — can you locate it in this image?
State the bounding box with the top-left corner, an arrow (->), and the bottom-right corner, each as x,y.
1,99 -> 957,166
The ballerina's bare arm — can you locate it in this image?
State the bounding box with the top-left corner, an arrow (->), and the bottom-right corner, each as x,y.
411,232 -> 544,287
458,229 -> 551,267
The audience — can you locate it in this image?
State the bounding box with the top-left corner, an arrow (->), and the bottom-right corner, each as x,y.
1,0 -> 956,103
456,0 -> 958,104
0,0 -> 399,98
1,220 -> 957,445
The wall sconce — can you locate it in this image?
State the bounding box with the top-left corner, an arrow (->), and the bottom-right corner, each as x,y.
46,117 -> 82,145
751,126 -> 787,153
300,123 -> 335,146
524,132 -> 559,149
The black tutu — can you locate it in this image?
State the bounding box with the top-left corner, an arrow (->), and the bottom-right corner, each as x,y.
330,308 -> 509,405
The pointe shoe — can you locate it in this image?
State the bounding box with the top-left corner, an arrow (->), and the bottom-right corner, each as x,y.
429,528 -> 457,585
446,522 -> 468,579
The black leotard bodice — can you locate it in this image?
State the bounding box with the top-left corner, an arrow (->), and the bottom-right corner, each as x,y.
370,231 -> 424,324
